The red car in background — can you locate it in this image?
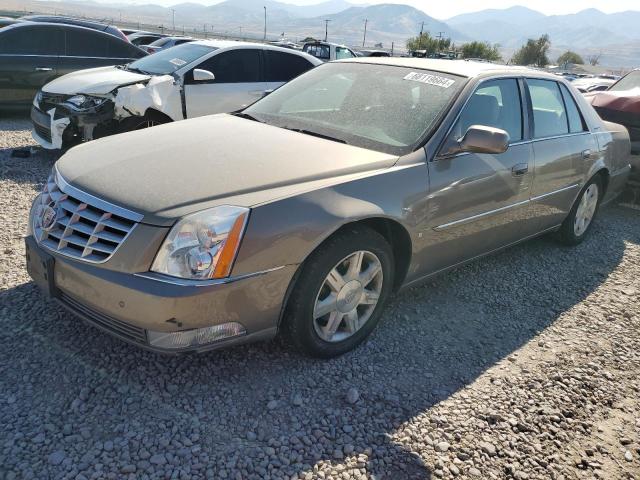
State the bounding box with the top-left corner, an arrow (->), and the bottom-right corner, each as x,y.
586,70 -> 640,159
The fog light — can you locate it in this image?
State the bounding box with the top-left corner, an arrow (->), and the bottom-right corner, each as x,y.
147,322 -> 246,349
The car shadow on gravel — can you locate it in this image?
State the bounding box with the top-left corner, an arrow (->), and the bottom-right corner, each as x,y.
1,205 -> 638,479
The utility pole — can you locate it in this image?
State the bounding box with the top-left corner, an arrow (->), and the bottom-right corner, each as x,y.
324,19 -> 331,42
171,9 -> 175,32
362,18 -> 368,47
419,21 -> 424,37
263,6 -> 267,41
391,41 -> 394,56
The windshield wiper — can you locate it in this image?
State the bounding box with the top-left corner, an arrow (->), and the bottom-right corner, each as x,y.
231,111 -> 263,123
126,66 -> 151,75
282,127 -> 347,144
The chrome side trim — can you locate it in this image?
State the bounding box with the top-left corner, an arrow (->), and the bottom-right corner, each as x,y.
55,165 -> 143,222
530,183 -> 580,202
434,183 -> 581,231
133,266 -> 286,286
434,199 -> 530,231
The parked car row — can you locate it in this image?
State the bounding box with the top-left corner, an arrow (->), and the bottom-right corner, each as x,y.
30,41 -> 321,149
0,22 -> 146,109
24,58 -> 631,357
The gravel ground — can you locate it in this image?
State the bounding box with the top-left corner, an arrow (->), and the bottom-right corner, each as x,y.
1,118 -> 639,480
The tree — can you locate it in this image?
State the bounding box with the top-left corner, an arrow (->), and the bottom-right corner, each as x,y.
301,37 -> 317,43
557,50 -> 584,66
587,53 -> 602,66
511,34 -> 551,67
461,41 -> 502,62
406,32 -> 451,56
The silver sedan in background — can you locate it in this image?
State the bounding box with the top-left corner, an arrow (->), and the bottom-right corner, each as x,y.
26,59 -> 631,357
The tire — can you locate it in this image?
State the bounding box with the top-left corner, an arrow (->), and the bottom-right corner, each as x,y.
118,111 -> 170,133
557,175 -> 603,246
283,225 -> 394,358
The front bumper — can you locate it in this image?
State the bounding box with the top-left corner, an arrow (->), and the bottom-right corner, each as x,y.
25,235 -> 296,353
30,100 -> 116,150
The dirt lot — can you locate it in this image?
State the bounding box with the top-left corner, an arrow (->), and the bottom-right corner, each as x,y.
0,117 -> 639,480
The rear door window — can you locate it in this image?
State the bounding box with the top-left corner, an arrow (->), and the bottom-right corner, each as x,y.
559,84 -> 586,133
106,36 -> 143,59
335,47 -> 354,59
264,50 -> 314,82
0,26 -> 62,55
527,79 -> 569,138
65,28 -> 108,57
196,49 -> 261,83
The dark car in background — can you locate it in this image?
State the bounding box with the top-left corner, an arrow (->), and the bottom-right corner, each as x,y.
127,31 -> 167,47
20,15 -> 129,42
0,22 -> 146,109
143,36 -> 195,54
0,16 -> 22,28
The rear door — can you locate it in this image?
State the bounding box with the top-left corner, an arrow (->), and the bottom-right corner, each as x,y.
0,25 -> 62,106
183,48 -> 265,117
525,78 -> 593,228
263,50 -> 317,93
422,77 -> 537,274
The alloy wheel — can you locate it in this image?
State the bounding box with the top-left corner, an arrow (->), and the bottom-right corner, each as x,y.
574,183 -> 599,236
313,250 -> 384,343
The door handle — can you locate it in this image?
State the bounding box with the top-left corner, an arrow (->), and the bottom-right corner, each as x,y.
581,149 -> 592,159
35,67 -> 53,72
512,163 -> 529,176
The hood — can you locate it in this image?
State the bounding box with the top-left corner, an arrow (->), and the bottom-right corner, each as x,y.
43,66 -> 151,96
56,115 -> 398,226
587,89 -> 640,114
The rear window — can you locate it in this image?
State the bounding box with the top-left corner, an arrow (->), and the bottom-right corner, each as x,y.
303,44 -> 330,60
609,71 -> 640,92
264,50 -> 314,82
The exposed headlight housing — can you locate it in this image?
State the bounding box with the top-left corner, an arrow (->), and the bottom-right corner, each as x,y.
64,94 -> 108,111
151,206 -> 249,280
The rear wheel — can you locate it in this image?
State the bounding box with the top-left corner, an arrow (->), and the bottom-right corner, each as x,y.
558,175 -> 602,245
284,226 -> 394,358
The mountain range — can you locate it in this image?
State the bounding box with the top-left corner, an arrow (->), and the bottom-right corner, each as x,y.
2,0 -> 639,67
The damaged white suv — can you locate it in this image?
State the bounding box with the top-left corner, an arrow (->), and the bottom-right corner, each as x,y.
31,40 -> 321,149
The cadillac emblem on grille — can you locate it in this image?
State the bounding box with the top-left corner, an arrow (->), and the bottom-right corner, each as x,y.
33,170 -> 139,263
40,204 -> 58,231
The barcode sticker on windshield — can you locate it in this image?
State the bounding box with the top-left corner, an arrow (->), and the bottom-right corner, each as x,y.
169,58 -> 187,66
404,72 -> 455,88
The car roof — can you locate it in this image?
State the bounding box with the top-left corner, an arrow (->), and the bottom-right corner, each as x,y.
189,39 -> 322,62
339,57 -> 544,79
1,21 -> 122,37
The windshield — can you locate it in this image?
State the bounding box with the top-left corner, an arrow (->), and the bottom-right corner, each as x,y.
609,71 -> 640,92
244,63 -> 465,155
128,43 -> 215,75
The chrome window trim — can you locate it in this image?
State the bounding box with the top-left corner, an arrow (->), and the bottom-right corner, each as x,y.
434,183 -> 580,231
134,266 -> 286,286
55,165 -> 143,222
438,131 -> 592,159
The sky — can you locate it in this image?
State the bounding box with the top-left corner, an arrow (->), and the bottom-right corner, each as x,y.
40,0 -> 640,19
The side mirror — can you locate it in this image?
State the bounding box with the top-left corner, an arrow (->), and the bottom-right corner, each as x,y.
192,69 -> 215,82
455,125 -> 510,155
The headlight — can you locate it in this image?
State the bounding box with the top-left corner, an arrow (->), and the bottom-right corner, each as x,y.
151,206 -> 249,280
64,94 -> 108,111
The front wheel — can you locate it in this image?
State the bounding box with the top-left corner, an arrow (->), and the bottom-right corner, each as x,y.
283,226 -> 394,358
557,175 -> 602,245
